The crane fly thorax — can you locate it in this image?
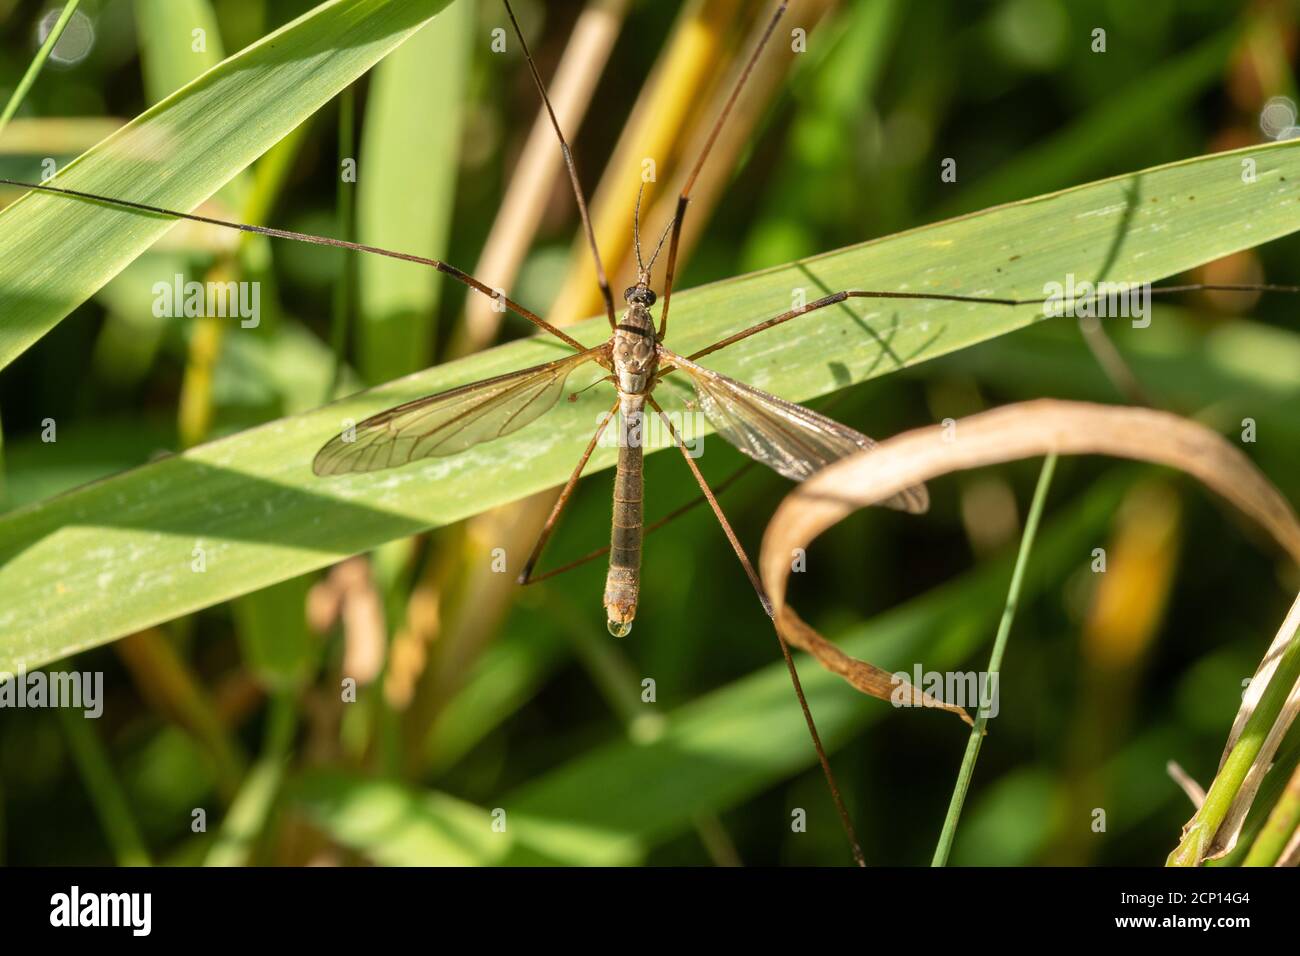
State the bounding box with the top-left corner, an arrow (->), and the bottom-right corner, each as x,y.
612,300 -> 658,394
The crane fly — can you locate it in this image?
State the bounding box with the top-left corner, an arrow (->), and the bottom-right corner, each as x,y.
8,0 -> 1298,866
308,0 -> 1001,639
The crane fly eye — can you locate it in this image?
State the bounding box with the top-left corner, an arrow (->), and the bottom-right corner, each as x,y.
623,286 -> 656,306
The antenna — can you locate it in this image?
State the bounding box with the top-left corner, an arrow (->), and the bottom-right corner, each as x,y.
633,181 -> 646,278
502,0 -> 618,329
656,2 -> 789,339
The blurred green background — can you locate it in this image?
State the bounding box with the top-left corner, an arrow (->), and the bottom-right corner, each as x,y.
1,0 -> 1298,866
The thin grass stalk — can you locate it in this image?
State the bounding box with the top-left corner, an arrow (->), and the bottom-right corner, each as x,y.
932,453 -> 1057,866
0,0 -> 82,133
543,589 -> 663,739
203,691 -> 297,866
114,628 -> 246,800
329,84 -> 357,400
57,707 -> 151,866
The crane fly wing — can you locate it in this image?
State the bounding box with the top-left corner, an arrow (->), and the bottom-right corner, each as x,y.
313,347 -> 605,476
658,348 -> 928,513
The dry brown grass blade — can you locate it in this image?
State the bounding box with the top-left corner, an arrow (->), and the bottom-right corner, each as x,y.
759,399 -> 1300,715
1167,761 -> 1207,809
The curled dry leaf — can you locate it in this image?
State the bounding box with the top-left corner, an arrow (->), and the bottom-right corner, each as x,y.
759,399 -> 1300,722
777,603 -> 974,724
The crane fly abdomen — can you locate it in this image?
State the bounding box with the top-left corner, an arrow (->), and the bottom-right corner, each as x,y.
604,299 -> 658,636
604,399 -> 645,636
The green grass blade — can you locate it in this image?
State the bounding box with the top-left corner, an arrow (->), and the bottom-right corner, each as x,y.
423,624 -> 568,775
231,575 -> 318,689
293,769 -> 529,866
0,0 -> 456,371
133,0 -> 224,102
355,1 -> 471,382
0,418 -> 174,511
4,139 -> 1300,666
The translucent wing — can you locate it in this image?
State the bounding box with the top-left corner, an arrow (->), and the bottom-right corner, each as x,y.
313,347 -> 604,476
660,348 -> 928,513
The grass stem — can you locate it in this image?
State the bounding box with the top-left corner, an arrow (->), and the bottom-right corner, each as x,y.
1167,617 -> 1300,866
932,453 -> 1057,866
328,84 -> 356,401
0,0 -> 81,135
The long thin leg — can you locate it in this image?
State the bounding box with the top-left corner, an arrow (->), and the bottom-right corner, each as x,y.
657,2 -> 789,340
647,395 -> 866,867
518,397 -> 621,585
678,282 -> 1300,365
502,0 -> 618,330
1148,282 -> 1300,296
684,289 -> 1029,364
1,176 -> 587,352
